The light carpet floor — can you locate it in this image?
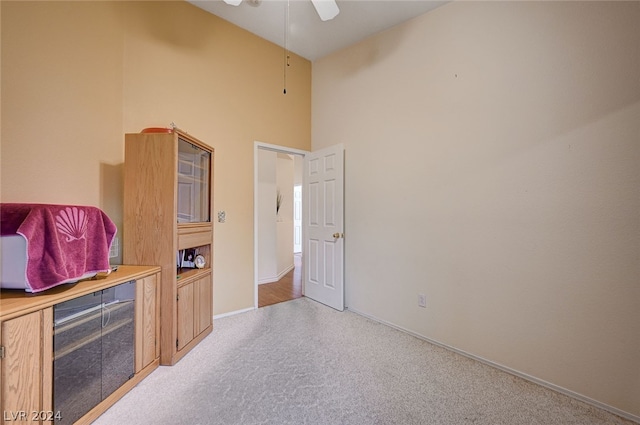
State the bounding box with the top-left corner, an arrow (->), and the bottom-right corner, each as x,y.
94,297 -> 633,425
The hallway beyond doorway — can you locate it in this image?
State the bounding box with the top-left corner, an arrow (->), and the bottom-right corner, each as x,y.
258,254 -> 302,307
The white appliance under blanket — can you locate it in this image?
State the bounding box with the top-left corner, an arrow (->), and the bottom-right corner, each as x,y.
1,235 -> 96,291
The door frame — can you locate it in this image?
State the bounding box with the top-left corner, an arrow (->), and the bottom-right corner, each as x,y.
253,141 -> 308,308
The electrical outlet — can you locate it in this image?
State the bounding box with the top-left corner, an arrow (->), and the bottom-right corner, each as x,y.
418,294 -> 426,308
218,210 -> 226,223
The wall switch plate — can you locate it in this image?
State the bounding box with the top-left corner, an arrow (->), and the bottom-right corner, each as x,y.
418,294 -> 426,308
218,211 -> 226,223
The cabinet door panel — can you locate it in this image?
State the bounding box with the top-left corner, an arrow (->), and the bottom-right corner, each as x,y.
195,275 -> 212,336
177,284 -> 194,351
101,282 -> 135,400
136,274 -> 158,371
177,137 -> 211,223
1,311 -> 43,423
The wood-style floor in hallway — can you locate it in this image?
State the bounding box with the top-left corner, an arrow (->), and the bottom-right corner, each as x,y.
258,253 -> 302,308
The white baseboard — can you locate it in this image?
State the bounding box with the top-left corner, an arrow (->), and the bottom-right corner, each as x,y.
347,307 -> 640,424
257,263 -> 294,285
213,306 -> 255,320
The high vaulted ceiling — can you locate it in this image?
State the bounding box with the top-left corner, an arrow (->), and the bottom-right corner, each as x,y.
188,0 -> 448,61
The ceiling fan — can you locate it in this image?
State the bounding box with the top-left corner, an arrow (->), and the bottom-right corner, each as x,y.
222,0 -> 340,22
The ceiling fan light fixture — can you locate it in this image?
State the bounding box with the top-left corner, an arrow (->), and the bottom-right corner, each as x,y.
310,0 -> 340,21
223,0 -> 243,5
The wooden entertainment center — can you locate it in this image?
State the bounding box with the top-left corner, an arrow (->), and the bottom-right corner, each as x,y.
0,265 -> 160,425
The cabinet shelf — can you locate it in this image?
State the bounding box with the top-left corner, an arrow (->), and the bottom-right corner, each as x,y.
178,175 -> 206,185
54,301 -> 131,334
53,317 -> 132,361
176,267 -> 211,286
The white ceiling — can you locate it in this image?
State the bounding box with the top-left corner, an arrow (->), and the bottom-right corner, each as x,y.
188,0 -> 448,61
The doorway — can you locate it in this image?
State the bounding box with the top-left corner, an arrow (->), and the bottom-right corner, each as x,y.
254,142 -> 306,308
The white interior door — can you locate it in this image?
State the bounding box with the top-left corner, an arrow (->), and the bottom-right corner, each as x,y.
303,144 -> 344,311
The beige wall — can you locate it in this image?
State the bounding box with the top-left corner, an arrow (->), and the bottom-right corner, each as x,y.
313,1 -> 639,419
1,1 -> 311,314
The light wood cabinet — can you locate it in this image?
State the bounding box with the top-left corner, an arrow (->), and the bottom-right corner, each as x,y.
0,266 -> 160,425
0,309 -> 52,424
124,128 -> 214,366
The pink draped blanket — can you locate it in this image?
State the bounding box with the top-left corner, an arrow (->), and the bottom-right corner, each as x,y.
1,203 -> 117,293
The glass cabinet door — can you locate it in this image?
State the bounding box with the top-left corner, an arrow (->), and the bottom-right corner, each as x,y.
177,137 -> 211,223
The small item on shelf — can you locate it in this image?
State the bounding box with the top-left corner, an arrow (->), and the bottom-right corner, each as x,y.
195,255 -> 206,269
181,248 -> 197,269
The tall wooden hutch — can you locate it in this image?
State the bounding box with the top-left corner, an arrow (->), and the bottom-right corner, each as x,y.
124,128 -> 213,365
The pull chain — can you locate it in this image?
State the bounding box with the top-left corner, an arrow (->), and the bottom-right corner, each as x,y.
283,0 -> 290,94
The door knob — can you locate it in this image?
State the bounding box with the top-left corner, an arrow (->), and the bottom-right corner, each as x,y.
333,232 -> 343,239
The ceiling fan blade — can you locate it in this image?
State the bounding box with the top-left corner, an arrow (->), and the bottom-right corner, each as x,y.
223,0 -> 243,5
310,0 -> 339,21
